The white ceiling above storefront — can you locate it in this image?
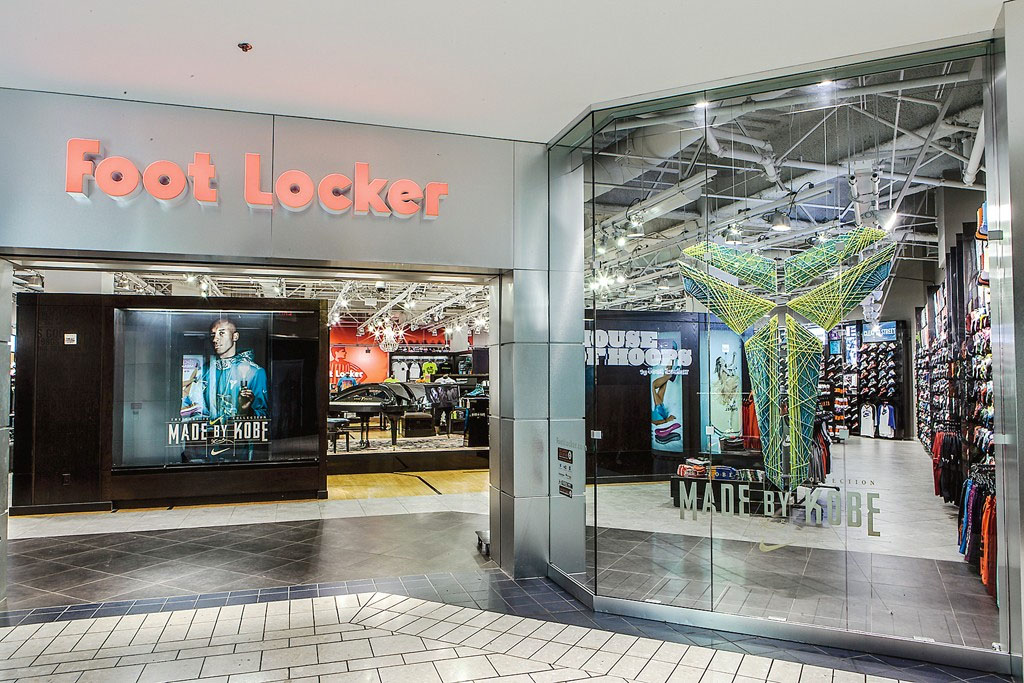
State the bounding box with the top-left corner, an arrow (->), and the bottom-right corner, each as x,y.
0,1 -> 1004,142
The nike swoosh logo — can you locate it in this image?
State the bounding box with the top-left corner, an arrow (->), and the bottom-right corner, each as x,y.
210,447 -> 230,456
759,542 -> 788,552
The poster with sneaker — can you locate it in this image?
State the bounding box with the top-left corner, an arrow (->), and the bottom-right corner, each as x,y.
651,331 -> 684,453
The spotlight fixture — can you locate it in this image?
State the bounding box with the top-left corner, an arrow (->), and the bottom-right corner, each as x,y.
695,100 -> 709,109
876,209 -> 898,231
654,293 -> 663,304
627,284 -> 637,294
339,298 -> 349,307
615,271 -> 626,285
816,79 -> 834,87
596,240 -> 607,256
615,232 -> 627,248
770,211 -> 792,231
200,280 -> 209,291
626,208 -> 646,237
185,274 -> 196,284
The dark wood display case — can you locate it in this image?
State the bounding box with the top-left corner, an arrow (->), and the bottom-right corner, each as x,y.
12,293 -> 329,513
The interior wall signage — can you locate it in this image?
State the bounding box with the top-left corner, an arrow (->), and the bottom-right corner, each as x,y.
584,329 -> 694,369
64,138 -> 449,218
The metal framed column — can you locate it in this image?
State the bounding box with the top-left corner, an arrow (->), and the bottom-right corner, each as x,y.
489,142 -> 555,577
0,260 -> 11,607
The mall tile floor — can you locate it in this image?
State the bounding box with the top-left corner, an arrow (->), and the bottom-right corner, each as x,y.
7,513 -> 493,609
0,573 -> 1009,683
0,455 -> 1009,682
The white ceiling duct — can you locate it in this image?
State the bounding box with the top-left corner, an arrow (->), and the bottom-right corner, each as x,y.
963,117 -> 986,186
598,170 -> 717,232
589,124 -> 704,189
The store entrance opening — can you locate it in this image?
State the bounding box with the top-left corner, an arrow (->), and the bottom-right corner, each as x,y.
6,262 -> 496,610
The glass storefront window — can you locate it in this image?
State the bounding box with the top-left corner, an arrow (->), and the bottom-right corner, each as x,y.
113,308 -> 320,467
552,42 -> 1010,659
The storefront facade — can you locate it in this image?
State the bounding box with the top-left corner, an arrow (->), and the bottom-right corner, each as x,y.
545,4 -> 1024,676
3,5 -> 1024,677
0,85 -> 584,582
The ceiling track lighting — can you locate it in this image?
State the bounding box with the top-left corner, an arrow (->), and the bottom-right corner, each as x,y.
770,211 -> 792,232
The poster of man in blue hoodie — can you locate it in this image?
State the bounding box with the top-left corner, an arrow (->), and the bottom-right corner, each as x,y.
179,317 -> 270,461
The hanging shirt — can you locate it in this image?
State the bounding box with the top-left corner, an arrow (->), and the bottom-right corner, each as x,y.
860,403 -> 875,438
392,361 -> 408,382
408,362 -> 421,380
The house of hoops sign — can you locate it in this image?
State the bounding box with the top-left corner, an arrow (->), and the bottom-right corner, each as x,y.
64,138 -> 449,218
584,329 -> 693,369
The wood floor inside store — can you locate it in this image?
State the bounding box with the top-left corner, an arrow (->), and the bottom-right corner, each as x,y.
327,469 -> 488,499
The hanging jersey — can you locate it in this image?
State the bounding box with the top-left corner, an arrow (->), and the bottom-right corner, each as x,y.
408,362 -> 421,380
878,403 -> 896,438
860,403 -> 876,437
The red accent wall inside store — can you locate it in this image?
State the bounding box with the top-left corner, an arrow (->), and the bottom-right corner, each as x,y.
328,325 -> 465,385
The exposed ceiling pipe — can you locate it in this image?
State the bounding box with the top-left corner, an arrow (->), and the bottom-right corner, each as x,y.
849,104 -> 972,166
615,72 -> 973,131
357,283 -> 417,334
598,170 -> 717,232
890,94 -> 954,214
589,125 -> 704,189
714,143 -> 977,191
963,117 -> 986,186
403,286 -> 487,329
706,128 -> 780,185
594,102 -> 981,263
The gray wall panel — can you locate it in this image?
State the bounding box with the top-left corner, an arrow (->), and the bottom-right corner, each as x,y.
549,270 -> 584,344
510,270 -> 549,344
0,90 -> 273,259
269,116 -> 513,269
549,164 -> 584,273
549,344 -> 585,421
489,486 -> 501,565
489,416 -> 501,490
511,344 -> 549,420
549,493 -> 586,573
499,418 -> 549,498
0,89 -> 516,271
513,142 -> 550,272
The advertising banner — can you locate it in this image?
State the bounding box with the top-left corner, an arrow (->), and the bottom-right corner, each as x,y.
650,331 -> 684,453
114,309 -> 319,467
699,326 -> 743,452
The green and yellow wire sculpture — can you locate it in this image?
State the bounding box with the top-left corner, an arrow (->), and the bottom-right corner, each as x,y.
683,242 -> 778,293
680,231 -> 896,490
677,263 -> 775,335
783,226 -> 887,291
